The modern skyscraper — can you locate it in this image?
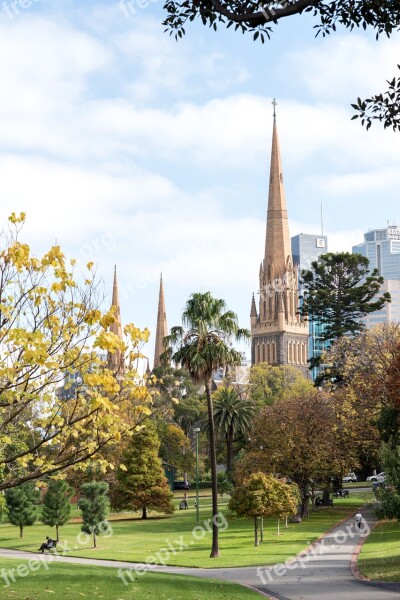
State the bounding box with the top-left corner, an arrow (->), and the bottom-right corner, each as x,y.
250,109 -> 309,377
353,225 -> 400,327
153,274 -> 169,369
291,233 -> 329,380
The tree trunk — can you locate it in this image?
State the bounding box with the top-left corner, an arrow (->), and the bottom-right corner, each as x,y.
254,517 -> 259,547
56,524 -> 59,542
226,425 -> 234,475
300,485 -> 309,519
260,517 -> 264,542
205,379 -> 220,558
285,516 -> 288,528
142,505 -> 147,520
93,531 -> 97,548
20,524 -> 23,539
277,519 -> 280,535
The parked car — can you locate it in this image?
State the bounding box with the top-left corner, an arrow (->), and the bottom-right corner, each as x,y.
173,480 -> 191,491
367,471 -> 385,483
342,473 -> 357,483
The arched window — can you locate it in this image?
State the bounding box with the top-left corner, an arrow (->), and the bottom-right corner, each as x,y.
288,342 -> 292,363
262,343 -> 266,363
272,343 -> 276,363
257,345 -> 260,364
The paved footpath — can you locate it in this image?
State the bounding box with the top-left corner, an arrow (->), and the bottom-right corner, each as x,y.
1,507 -> 399,600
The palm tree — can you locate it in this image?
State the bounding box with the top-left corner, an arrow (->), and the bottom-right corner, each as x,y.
213,386 -> 256,475
162,292 -> 249,558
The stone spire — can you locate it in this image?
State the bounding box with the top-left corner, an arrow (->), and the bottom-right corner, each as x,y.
250,293 -> 257,317
108,266 -> 124,374
264,110 -> 292,279
153,274 -> 168,369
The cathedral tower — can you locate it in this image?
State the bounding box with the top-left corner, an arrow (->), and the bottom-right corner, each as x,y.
153,274 -> 169,369
250,105 -> 309,377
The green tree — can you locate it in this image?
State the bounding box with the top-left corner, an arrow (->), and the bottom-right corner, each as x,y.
112,421 -> 174,520
5,482 -> 40,538
162,1 -> 400,130
248,364 -> 313,406
217,471 -> 233,497
229,472 -> 298,546
163,291 -> 249,557
78,481 -> 110,548
159,423 -> 195,475
42,480 -> 73,542
213,386 -> 256,475
300,252 -> 390,378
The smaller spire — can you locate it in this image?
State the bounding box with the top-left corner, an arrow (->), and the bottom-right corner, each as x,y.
250,293 -> 258,317
146,359 -> 151,376
154,273 -> 169,369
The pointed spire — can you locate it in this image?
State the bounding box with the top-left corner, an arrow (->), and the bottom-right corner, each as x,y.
264,107 -> 292,278
146,359 -> 151,376
153,274 -> 169,369
108,266 -> 124,374
250,293 -> 257,317
110,266 -> 123,340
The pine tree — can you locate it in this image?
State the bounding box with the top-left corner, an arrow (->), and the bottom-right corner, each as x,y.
5,482 -> 40,538
42,480 -> 73,541
78,482 -> 110,548
112,421 -> 174,519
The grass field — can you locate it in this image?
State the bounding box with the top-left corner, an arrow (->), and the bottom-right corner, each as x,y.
0,559 -> 264,600
358,520 -> 400,582
0,492 -> 372,569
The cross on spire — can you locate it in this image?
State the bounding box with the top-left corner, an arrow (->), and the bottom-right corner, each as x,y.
272,98 -> 277,119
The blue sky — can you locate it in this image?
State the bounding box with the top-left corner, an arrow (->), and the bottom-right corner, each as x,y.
0,1 -> 399,363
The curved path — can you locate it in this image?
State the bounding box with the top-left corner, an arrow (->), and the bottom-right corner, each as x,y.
1,508 -> 399,600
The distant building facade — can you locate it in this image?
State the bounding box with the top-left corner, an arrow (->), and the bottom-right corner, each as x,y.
250,112 -> 309,377
353,225 -> 400,327
291,233 -> 329,381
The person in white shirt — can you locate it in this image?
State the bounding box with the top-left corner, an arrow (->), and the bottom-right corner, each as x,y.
355,510 -> 363,530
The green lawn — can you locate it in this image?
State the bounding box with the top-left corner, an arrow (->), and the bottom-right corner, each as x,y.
358,520 -> 400,582
0,493 -> 372,569
0,559 -> 264,599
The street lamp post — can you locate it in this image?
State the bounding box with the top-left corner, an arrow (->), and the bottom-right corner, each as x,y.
193,427 -> 200,523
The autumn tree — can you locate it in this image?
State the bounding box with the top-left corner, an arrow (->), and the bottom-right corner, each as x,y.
0,213 -> 152,491
42,480 -> 73,541
242,388 -> 359,517
158,423 -> 195,475
78,481 -> 110,548
162,1 -> 400,130
229,472 -> 298,546
111,420 -> 174,519
5,482 -> 40,538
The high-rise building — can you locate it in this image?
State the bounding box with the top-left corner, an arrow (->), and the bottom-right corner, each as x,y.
153,274 -> 169,369
352,225 -> 400,279
250,110 -> 309,377
353,225 -> 400,327
291,233 -> 329,380
291,234 -> 328,272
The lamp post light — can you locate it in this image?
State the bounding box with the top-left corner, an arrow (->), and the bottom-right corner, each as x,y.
193,427 -> 201,523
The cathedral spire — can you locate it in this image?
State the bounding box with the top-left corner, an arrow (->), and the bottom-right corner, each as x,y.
153,274 -> 169,369
108,266 -> 124,373
264,108 -> 292,278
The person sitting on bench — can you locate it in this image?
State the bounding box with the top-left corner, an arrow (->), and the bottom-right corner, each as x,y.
38,536 -> 55,553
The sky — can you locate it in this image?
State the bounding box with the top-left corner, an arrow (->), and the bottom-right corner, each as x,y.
0,0 -> 399,364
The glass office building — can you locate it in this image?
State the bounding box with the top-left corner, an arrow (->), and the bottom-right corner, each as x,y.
291,233 -> 329,380
353,226 -> 400,327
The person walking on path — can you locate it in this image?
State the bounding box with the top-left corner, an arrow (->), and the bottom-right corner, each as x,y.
355,509 -> 363,531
